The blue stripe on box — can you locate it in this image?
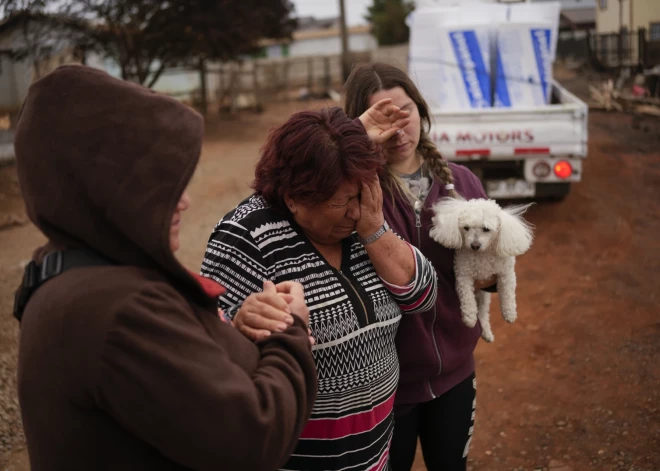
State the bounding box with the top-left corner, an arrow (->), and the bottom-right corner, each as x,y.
531,28 -> 552,104
494,49 -> 511,108
450,30 -> 491,108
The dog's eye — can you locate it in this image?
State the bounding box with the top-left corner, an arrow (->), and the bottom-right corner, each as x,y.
483,227 -> 490,232
463,226 -> 470,231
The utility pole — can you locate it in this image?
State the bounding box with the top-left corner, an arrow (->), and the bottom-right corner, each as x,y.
629,0 -> 633,32
618,0 -> 624,66
338,0 -> 350,81
198,57 -> 207,116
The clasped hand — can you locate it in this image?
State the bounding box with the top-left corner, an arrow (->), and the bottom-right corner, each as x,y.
233,280 -> 315,346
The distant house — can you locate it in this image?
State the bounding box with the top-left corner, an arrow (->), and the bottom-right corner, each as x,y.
593,0 -> 660,68
0,12 -> 84,113
596,0 -> 660,36
260,16 -> 377,59
0,12 -> 202,113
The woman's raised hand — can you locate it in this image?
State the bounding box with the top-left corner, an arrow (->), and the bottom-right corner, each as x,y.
358,98 -> 410,145
356,175 -> 385,242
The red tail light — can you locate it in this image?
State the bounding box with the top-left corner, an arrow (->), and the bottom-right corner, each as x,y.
554,160 -> 572,179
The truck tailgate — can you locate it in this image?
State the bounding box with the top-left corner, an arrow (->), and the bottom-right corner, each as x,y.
430,81 -> 588,161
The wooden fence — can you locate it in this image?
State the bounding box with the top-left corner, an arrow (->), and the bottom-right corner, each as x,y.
160,44 -> 410,114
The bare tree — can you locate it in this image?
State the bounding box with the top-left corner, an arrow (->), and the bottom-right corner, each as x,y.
0,2 -> 89,79
1,0 -> 296,87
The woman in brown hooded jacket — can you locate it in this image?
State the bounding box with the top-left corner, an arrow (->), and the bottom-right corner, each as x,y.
13,65 -> 317,471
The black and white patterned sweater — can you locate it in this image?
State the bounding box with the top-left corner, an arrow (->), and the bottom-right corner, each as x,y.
201,195 -> 437,471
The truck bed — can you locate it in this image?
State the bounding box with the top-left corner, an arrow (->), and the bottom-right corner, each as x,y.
429,80 -> 588,161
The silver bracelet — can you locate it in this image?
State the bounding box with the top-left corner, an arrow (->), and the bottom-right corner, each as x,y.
359,221 -> 390,246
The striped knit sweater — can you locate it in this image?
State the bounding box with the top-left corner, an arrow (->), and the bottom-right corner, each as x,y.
202,195 -> 437,471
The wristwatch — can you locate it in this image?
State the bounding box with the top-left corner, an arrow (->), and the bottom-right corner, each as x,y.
359,221 -> 390,246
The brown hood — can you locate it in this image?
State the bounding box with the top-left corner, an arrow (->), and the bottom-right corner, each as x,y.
14,65 -> 204,291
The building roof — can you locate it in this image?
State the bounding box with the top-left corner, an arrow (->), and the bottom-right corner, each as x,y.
295,16 -> 339,31
559,7 -> 596,29
530,0 -> 596,28
293,24 -> 372,41
533,0 -> 596,9
562,7 -> 596,24
259,22 -> 372,47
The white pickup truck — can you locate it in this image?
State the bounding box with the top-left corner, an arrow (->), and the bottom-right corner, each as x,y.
430,80 -> 588,200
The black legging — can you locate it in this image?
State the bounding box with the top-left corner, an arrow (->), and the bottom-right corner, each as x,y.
390,373 -> 476,471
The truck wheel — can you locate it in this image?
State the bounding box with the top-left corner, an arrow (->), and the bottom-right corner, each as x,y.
536,182 -> 571,202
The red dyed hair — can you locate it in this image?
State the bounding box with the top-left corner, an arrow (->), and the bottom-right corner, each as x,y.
253,107 -> 384,210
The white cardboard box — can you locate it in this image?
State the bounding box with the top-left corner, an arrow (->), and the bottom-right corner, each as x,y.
408,4 -> 508,110
494,23 -> 554,108
410,26 -> 493,110
407,2 -> 559,109
508,2 -> 561,60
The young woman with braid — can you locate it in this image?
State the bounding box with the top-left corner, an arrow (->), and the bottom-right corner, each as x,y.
344,62 -> 497,471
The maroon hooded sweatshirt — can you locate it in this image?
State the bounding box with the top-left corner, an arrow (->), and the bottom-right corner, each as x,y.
382,163 -> 488,408
14,65 -> 317,471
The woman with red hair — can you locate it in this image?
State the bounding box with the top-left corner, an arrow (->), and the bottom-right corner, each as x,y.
201,104 -> 437,471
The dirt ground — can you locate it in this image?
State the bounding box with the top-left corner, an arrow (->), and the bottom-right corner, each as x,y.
0,82 -> 659,471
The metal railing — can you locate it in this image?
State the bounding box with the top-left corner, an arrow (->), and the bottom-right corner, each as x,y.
587,27 -> 660,70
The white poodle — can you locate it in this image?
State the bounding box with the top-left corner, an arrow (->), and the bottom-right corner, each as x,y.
429,198 -> 534,342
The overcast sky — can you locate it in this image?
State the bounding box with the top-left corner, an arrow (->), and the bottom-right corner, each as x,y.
0,1 -> 373,26
290,0 -> 372,26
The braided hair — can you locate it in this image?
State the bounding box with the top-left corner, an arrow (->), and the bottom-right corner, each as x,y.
344,62 -> 459,201
418,135 -> 458,198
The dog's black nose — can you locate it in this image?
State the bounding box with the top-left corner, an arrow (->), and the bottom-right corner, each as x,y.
471,243 -> 481,251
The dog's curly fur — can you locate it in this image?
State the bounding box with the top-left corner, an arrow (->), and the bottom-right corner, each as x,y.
430,198 -> 534,342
